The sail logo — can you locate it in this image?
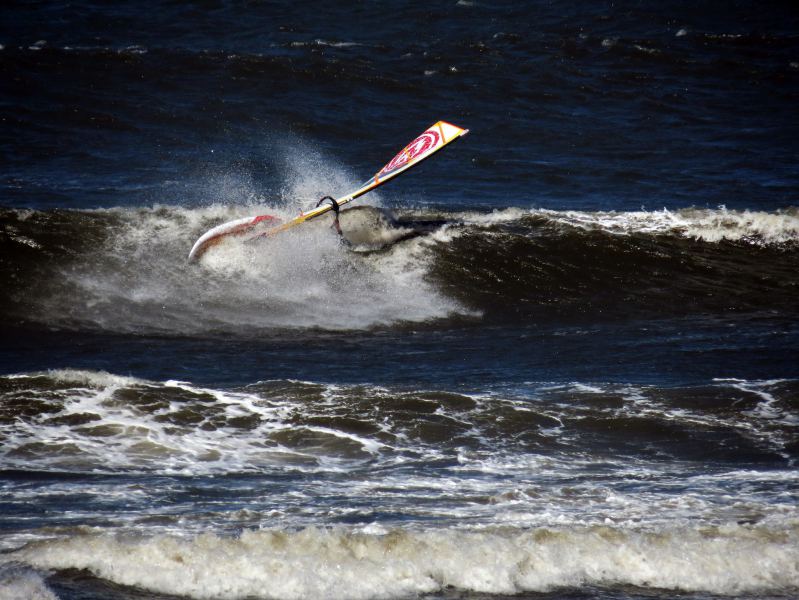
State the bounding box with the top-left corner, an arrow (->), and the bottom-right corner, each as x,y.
379,130 -> 440,175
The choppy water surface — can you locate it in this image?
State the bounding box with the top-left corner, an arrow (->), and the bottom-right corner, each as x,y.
1,2 -> 798,599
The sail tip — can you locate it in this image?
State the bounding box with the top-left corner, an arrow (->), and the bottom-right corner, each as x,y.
436,120 -> 469,141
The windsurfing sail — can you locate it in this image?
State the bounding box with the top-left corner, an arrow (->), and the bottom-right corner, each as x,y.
188,120 -> 469,261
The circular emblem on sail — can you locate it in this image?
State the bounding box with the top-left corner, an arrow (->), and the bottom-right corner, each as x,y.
380,130 -> 440,175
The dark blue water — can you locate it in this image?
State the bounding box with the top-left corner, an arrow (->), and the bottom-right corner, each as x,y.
1,2 -> 798,599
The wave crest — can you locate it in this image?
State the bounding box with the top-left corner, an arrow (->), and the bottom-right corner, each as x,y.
2,204 -> 797,333
11,524 -> 799,598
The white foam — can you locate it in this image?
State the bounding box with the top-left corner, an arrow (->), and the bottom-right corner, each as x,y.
41,368 -> 144,389
9,525 -> 799,598
0,564 -> 59,600
533,206 -> 799,245
633,44 -> 659,55
406,206 -> 528,228
288,39 -> 363,49
0,371 -> 422,475
25,198 -> 464,333
408,205 -> 799,246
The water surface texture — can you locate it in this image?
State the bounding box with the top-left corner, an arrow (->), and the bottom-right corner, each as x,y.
1,2 -> 798,599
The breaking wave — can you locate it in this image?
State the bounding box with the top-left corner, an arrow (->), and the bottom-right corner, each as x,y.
8,524 -> 799,599
1,204 -> 797,334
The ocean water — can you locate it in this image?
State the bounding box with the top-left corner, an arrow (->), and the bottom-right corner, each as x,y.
1,2 -> 798,599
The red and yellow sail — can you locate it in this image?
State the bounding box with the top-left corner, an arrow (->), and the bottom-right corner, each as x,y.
188,121 -> 468,261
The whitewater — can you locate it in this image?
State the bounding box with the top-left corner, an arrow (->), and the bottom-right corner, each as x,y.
2,2 -> 799,599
